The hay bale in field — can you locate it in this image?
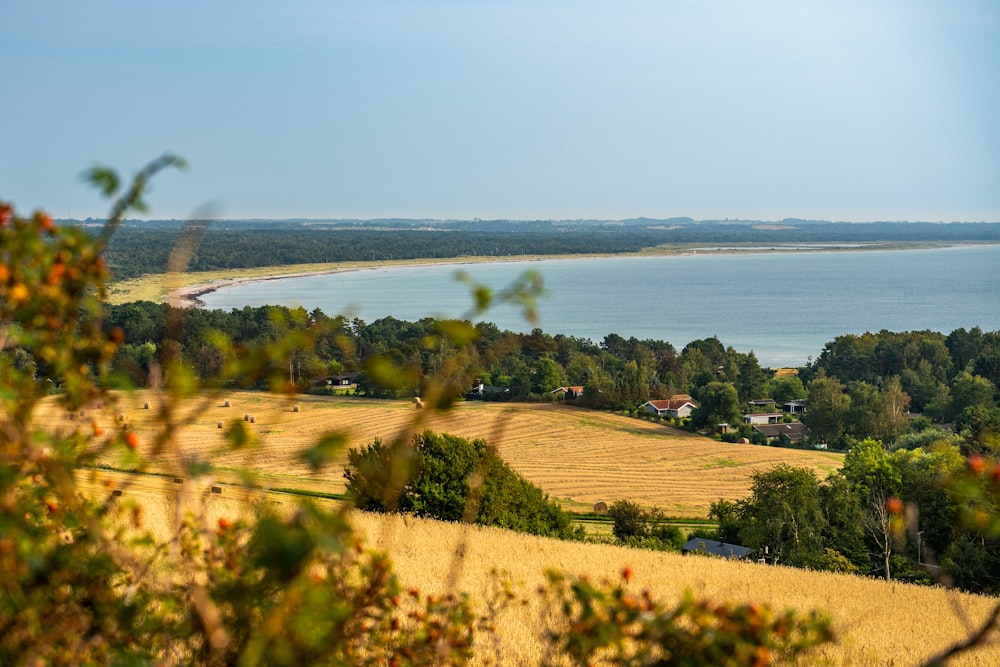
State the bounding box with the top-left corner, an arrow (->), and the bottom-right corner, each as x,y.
593,501 -> 609,514
293,404 -> 300,413
143,401 -> 150,409
217,421 -> 223,429
118,413 -> 126,421
737,437 -> 751,444
250,415 -> 256,424
244,413 -> 250,421
111,489 -> 122,498
412,397 -> 423,409
224,400 -> 230,408
211,486 -> 222,494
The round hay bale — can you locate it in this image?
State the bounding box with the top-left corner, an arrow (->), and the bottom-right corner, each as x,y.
593,501 -> 609,514
293,404 -> 300,413
217,421 -> 223,429
244,413 -> 250,421
118,413 -> 126,421
143,401 -> 150,410
738,437 -> 751,444
250,415 -> 256,424
224,400 -> 231,408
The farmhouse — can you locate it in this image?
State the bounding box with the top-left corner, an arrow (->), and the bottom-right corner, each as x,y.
639,394 -> 698,419
753,421 -> 809,445
682,539 -> 753,560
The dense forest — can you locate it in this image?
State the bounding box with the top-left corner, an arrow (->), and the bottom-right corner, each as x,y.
76,218 -> 1000,280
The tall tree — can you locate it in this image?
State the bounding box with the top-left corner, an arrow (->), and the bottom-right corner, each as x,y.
803,370 -> 851,445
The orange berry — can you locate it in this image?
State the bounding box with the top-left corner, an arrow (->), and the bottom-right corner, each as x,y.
9,283 -> 29,303
125,432 -> 139,449
39,213 -> 54,232
218,518 -> 231,531
968,455 -> 985,475
887,497 -> 904,515
621,566 -> 633,583
0,204 -> 11,225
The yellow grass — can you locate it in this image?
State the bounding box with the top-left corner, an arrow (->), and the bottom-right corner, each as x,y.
43,390 -> 843,517
81,480 -> 1000,667
47,391 -> 998,666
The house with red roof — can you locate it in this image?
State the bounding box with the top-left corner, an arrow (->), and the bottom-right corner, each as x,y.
639,394 -> 698,418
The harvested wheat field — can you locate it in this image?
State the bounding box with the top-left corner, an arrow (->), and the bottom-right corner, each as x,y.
69,477 -> 1000,667
351,512 -> 1000,666
39,390 -> 842,517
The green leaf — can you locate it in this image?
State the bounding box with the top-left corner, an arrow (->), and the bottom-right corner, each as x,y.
300,430 -> 349,472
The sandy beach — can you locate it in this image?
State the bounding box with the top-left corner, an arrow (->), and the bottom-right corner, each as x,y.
138,241 -> 946,310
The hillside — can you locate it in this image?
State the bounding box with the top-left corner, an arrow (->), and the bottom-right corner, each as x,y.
44,390 -> 843,517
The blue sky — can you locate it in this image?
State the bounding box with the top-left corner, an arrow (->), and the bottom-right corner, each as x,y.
2,1 -> 998,222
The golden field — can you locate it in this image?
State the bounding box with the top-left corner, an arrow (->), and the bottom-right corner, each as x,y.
44,390 -> 845,516
44,390 -> 998,665
76,476 -> 1000,667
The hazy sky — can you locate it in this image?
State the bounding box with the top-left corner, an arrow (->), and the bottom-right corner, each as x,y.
2,1 -> 998,222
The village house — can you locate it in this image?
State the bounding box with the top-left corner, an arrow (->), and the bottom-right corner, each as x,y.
682,539 -> 753,560
783,399 -> 807,415
743,412 -> 784,425
753,421 -> 810,445
639,394 -> 698,419
748,398 -> 776,410
551,386 -> 584,399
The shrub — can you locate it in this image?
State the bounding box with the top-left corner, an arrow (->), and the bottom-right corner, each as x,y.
345,430 -> 580,539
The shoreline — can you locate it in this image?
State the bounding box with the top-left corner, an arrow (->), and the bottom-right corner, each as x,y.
133,241 -> 976,309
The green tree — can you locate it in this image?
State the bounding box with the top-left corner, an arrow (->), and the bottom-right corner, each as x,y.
736,465 -> 827,567
803,371 -> 850,445
690,381 -> 741,430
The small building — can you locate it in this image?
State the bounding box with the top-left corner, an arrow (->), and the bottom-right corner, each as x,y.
465,383 -> 510,401
639,394 -> 698,418
551,386 -> 584,399
743,412 -> 784,425
753,421 -> 810,445
783,399 -> 807,415
316,372 -> 359,389
682,539 -> 753,560
748,398 -> 776,410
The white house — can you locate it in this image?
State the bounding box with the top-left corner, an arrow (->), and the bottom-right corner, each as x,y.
640,394 -> 698,419
743,412 -> 784,425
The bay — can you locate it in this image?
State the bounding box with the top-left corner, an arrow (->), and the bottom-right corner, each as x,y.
199,245 -> 1000,368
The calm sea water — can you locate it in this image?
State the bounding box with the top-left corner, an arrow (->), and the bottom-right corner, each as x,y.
199,245 -> 1000,368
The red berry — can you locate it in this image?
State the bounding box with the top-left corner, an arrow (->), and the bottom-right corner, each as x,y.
218,518 -> 231,531
887,497 -> 904,515
125,432 -> 139,449
621,566 -> 633,583
968,455 -> 986,475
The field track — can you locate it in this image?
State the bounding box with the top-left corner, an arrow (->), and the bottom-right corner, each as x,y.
38,390 -> 842,517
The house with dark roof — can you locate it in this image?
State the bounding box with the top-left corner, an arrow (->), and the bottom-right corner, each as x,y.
753,421 -> 809,444
640,394 -> 698,418
682,539 -> 753,559
783,399 -> 807,415
551,386 -> 584,399
465,383 -> 510,401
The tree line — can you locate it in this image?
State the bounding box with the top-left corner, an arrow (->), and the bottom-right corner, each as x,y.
95,302 -> 1000,455
95,219 -> 1000,281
